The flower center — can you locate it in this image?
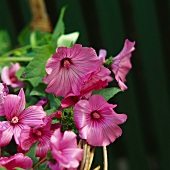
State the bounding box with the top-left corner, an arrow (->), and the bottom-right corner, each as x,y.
10,76 -> 18,83
61,58 -> 71,69
11,116 -> 19,124
34,130 -> 42,137
58,150 -> 62,154
91,111 -> 101,119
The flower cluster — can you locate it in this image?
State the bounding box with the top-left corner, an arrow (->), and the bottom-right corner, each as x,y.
0,39 -> 135,169
0,9 -> 135,168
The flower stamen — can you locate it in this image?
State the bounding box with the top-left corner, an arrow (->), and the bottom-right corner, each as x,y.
91,111 -> 101,119
11,116 -> 19,124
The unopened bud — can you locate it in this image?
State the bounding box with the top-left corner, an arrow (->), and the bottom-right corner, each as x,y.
56,111 -> 62,119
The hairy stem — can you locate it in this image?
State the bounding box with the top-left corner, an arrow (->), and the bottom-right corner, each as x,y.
34,157 -> 47,169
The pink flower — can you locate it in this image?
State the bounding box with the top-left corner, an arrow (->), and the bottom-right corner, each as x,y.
0,83 -> 8,116
111,39 -> 135,90
43,44 -> 101,97
74,94 -> 127,146
1,63 -> 25,88
0,88 -> 46,146
50,128 -> 83,169
0,153 -> 33,169
19,116 -> 53,159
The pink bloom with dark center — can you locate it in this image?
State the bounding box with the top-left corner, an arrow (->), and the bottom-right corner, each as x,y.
0,88 -> 46,146
111,39 -> 135,90
50,128 -> 83,169
0,153 -> 33,169
0,83 -> 8,116
43,44 -> 101,97
19,116 -> 53,159
74,94 -> 127,146
1,63 -> 25,88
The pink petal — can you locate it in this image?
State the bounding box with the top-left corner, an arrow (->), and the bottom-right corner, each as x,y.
20,127 -> 36,151
1,66 -> 11,85
74,100 -> 91,129
19,106 -> 46,126
0,153 -> 33,169
3,94 -> 21,120
61,94 -> 80,108
51,128 -> 63,149
13,124 -> 27,144
9,63 -> 20,76
36,131 -> 53,158
89,94 -> 110,111
10,80 -> 25,88
17,88 -> 26,114
0,123 -> 13,146
98,49 -> 107,63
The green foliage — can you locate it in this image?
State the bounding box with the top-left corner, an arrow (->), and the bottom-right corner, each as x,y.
0,167 -> 7,170
57,32 -> 79,47
93,87 -> 122,101
25,141 -> 39,166
61,107 -> 78,134
21,44 -> 55,79
0,30 -> 11,55
48,94 -> 61,110
17,25 -> 31,46
30,83 -> 47,96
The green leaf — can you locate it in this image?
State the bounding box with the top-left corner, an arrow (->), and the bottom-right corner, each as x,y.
18,25 -> 31,46
92,87 -> 122,101
0,167 -> 7,170
25,141 -> 39,166
30,83 -> 47,96
21,44 -> 55,79
57,32 -> 79,47
52,6 -> 66,44
45,107 -> 56,116
48,94 -> 61,110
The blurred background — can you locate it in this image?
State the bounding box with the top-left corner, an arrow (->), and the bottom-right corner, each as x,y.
0,0 -> 170,170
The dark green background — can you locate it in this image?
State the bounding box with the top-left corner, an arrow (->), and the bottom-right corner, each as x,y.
0,0 -> 170,170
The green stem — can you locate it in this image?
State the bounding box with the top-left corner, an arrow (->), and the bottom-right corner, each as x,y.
34,157 -> 47,169
0,57 -> 33,62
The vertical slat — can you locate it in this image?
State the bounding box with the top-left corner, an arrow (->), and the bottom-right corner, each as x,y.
131,0 -> 170,169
